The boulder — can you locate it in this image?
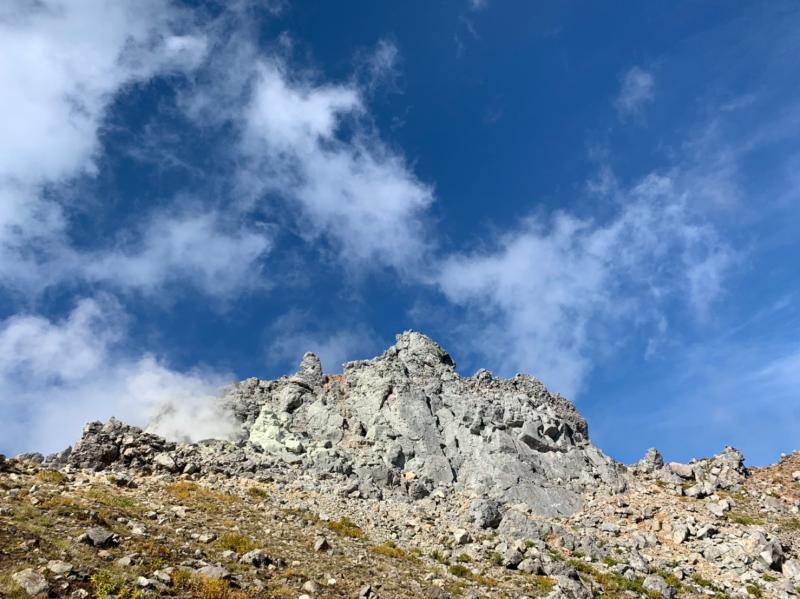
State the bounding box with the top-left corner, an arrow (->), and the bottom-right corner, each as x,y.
642,574 -> 676,598
11,568 -> 48,596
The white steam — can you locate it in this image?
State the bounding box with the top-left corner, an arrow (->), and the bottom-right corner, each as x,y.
0,297 -> 240,455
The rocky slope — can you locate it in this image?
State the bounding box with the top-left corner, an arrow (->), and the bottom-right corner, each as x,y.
1,332 -> 799,598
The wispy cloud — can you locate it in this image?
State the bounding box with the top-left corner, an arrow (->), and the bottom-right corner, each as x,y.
83,211 -> 273,300
615,66 -> 655,117
434,172 -> 733,397
238,60 -> 434,273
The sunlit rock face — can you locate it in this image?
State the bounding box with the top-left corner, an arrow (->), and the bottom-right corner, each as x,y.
230,331 -> 626,517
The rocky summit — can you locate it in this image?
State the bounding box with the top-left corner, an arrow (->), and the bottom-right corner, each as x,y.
1,332 -> 799,599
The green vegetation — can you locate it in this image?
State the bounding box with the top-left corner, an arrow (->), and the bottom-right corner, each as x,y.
531,575 -> 555,593
456,553 -> 473,563
35,469 -> 67,484
782,518 -> 800,530
326,516 -> 364,538
173,572 -> 249,599
746,584 -> 763,598
216,532 -> 257,554
371,541 -> 406,558
448,564 -> 472,578
90,568 -> 145,599
726,512 -> 763,526
246,486 -> 268,499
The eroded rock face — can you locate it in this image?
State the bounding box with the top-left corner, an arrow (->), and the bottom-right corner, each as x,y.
233,331 -> 625,516
63,331 -> 626,517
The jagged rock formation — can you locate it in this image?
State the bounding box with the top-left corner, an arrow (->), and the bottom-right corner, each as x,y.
67,331 -> 625,518
230,332 -> 625,516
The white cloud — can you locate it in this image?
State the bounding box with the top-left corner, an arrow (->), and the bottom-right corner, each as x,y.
0,298 -> 239,455
0,1 -> 276,298
0,0 -> 206,184
435,173 -> 733,397
240,60 -> 434,271
83,211 -> 273,299
615,66 -> 655,116
0,1 -> 263,298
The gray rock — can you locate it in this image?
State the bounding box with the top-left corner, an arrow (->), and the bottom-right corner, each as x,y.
153,453 -> 177,472
61,332 -> 627,520
637,448 -> 664,473
359,584 -> 378,599
302,579 -> 321,594
671,523 -> 689,544
642,574 -> 676,598
46,560 -> 73,575
471,499 -> 503,529
241,549 -> 270,567
784,558 -> 800,580
669,462 -> 695,479
453,529 -> 471,545
517,557 -> 542,574
502,547 -> 525,569
757,540 -> 784,571
196,565 -> 230,580
706,499 -> 731,517
313,536 -> 330,552
11,568 -> 48,596
83,526 -> 115,548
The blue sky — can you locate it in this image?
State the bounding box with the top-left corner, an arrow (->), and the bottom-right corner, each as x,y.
1,1 -> 798,465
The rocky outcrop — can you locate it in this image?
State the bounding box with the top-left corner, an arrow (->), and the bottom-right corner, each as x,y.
62,331 -> 625,518
229,331 -> 625,516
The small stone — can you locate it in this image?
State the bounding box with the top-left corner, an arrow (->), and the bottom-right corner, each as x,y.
284,438 -> 305,454
669,462 -> 694,479
671,523 -> 688,544
198,533 -> 216,544
153,453 -> 177,472
12,568 -> 48,596
47,560 -> 73,575
359,585 -> 377,599
784,558 -> 800,580
313,536 -> 330,552
517,558 -> 541,574
792,470 -> 800,482
643,574 -> 676,598
502,548 -> 524,569
152,569 -> 172,584
241,549 -> 270,567
83,526 -> 115,548
453,529 -> 471,545
471,498 -> 503,529
706,500 -> 730,517
196,565 -> 230,580
302,579 -> 321,594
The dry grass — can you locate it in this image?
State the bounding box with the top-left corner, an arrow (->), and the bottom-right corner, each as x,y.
174,572 -> 249,599
216,532 -> 257,554
326,516 -> 364,538
35,469 -> 67,484
371,541 -> 406,558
